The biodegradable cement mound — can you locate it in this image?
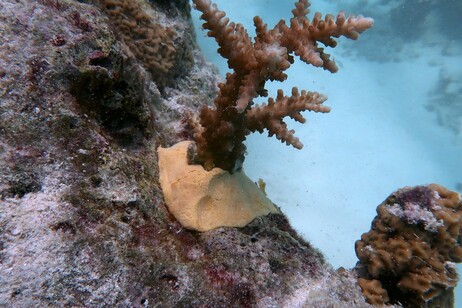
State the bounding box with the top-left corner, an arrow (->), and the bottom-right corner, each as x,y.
158,141 -> 280,231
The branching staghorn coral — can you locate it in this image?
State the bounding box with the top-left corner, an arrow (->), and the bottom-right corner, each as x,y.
190,0 -> 373,172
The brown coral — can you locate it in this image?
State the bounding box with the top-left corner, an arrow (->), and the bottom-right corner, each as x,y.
99,0 -> 176,82
191,0 -> 373,172
355,184 -> 462,306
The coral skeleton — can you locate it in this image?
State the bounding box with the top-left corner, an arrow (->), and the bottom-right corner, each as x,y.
191,0 -> 374,172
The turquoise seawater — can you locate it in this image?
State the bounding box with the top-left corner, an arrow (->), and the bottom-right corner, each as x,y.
192,0 -> 462,305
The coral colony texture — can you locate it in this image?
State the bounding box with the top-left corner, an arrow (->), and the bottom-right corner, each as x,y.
97,0 -> 194,87
190,0 -> 374,172
356,184 -> 462,307
100,0 -> 177,75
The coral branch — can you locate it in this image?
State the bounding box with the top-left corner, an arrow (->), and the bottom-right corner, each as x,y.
247,88 -> 329,149
191,0 -> 373,172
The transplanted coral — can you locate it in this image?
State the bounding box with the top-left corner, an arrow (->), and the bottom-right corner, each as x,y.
190,0 -> 374,172
158,0 -> 373,231
355,184 -> 462,307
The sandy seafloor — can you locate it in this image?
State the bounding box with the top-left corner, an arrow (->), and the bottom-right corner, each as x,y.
191,0 -> 462,304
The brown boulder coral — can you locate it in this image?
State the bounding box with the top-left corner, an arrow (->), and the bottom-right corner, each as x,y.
355,184 -> 462,307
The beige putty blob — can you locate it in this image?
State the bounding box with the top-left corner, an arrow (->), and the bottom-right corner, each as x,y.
158,141 -> 280,231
